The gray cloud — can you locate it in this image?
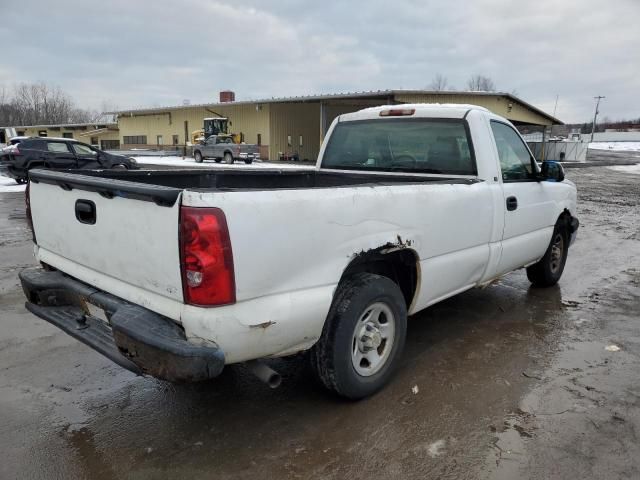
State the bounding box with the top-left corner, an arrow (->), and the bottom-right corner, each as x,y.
1,0 -> 637,122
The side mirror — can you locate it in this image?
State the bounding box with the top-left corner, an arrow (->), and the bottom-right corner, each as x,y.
540,160 -> 564,182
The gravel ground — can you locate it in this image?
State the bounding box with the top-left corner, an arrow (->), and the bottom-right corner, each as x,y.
0,160 -> 639,479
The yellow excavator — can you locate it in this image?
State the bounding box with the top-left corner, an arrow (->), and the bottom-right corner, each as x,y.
191,117 -> 242,145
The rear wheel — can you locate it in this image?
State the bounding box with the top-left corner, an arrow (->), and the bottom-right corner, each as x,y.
224,152 -> 234,164
526,222 -> 569,287
310,273 -> 407,399
111,164 -> 128,170
194,151 -> 203,163
244,158 -> 253,164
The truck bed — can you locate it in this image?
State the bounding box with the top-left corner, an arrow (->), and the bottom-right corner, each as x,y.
29,168 -> 478,206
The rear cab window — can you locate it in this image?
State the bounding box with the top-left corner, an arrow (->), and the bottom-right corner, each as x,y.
490,121 -> 538,182
321,118 -> 477,175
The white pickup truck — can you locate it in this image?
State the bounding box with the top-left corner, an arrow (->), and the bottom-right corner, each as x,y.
20,104 -> 578,399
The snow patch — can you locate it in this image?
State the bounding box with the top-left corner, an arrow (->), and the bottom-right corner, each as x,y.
608,164 -> 640,175
133,156 -> 314,170
0,174 -> 25,193
427,439 -> 446,458
589,142 -> 640,152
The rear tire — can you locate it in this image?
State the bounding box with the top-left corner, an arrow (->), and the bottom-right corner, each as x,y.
244,158 -> 253,164
224,152 -> 234,164
310,273 -> 407,399
526,222 -> 569,287
111,164 -> 128,170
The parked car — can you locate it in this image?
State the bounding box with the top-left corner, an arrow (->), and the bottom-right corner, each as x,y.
19,104 -> 578,399
0,137 -> 138,184
192,135 -> 260,164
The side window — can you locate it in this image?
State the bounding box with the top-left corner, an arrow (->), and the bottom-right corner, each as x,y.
47,142 -> 71,154
490,121 -> 535,181
72,143 -> 96,156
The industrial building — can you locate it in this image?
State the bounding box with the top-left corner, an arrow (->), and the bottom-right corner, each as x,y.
1,90 -> 562,161
114,90 -> 562,161
0,114 -> 119,149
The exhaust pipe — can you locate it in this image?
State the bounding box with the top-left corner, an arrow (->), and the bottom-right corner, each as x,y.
246,360 -> 282,388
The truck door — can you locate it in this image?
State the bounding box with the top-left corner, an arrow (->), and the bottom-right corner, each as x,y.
71,142 -> 100,169
202,136 -> 217,158
490,121 -> 555,276
45,141 -> 77,169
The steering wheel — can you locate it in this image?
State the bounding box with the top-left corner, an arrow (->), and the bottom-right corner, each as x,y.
390,154 -> 417,169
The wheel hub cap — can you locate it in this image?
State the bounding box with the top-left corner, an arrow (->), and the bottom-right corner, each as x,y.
351,302 -> 396,377
359,323 -> 382,352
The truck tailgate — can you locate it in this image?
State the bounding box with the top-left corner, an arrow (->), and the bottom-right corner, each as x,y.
28,170 -> 184,306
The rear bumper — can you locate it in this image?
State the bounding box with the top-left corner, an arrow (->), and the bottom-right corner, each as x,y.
19,267 -> 225,382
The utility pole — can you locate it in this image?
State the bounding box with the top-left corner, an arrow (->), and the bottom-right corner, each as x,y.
590,96 -> 605,143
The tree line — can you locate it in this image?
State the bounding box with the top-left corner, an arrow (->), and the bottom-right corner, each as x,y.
427,74 -> 499,93
0,82 -> 99,127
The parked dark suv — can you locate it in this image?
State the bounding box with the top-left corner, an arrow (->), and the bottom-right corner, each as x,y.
0,137 -> 138,184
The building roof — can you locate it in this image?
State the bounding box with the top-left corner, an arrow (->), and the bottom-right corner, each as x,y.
1,120 -> 117,129
112,89 -> 562,125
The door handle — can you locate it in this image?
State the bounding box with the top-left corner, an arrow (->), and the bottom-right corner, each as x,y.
75,199 -> 96,224
506,196 -> 518,211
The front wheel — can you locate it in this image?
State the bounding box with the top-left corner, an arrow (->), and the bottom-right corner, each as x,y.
194,151 -> 203,163
310,273 -> 407,399
224,152 -> 234,164
526,223 -> 568,287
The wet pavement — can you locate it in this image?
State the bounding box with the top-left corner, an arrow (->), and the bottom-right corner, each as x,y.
1,162 -> 639,479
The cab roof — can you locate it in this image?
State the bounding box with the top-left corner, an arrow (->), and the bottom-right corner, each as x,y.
339,103 -> 491,122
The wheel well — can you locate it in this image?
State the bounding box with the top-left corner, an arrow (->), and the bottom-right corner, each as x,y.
558,209 -> 572,231
340,248 -> 419,309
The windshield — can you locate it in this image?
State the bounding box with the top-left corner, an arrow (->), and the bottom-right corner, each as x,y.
321,118 -> 476,175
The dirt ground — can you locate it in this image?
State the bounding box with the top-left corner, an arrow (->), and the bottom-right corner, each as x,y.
1,160 -> 639,479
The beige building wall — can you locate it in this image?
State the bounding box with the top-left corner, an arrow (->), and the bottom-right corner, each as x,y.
117,103 -> 271,150
18,126 -> 120,143
269,102 -> 320,161
393,93 -> 552,126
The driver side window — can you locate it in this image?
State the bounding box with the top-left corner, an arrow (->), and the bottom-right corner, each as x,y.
72,143 -> 97,156
490,121 -> 535,182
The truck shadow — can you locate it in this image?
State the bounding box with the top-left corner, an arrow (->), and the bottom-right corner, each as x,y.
57,272 -> 568,479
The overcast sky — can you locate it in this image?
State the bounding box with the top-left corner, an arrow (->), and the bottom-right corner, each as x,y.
1,0 -> 638,123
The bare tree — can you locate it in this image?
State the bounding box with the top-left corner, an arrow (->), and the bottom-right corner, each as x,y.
0,82 -> 97,126
428,73 -> 449,91
466,75 -> 496,92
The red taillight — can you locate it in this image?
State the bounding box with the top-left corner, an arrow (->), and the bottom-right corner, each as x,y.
179,206 -> 235,306
379,108 -> 415,117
